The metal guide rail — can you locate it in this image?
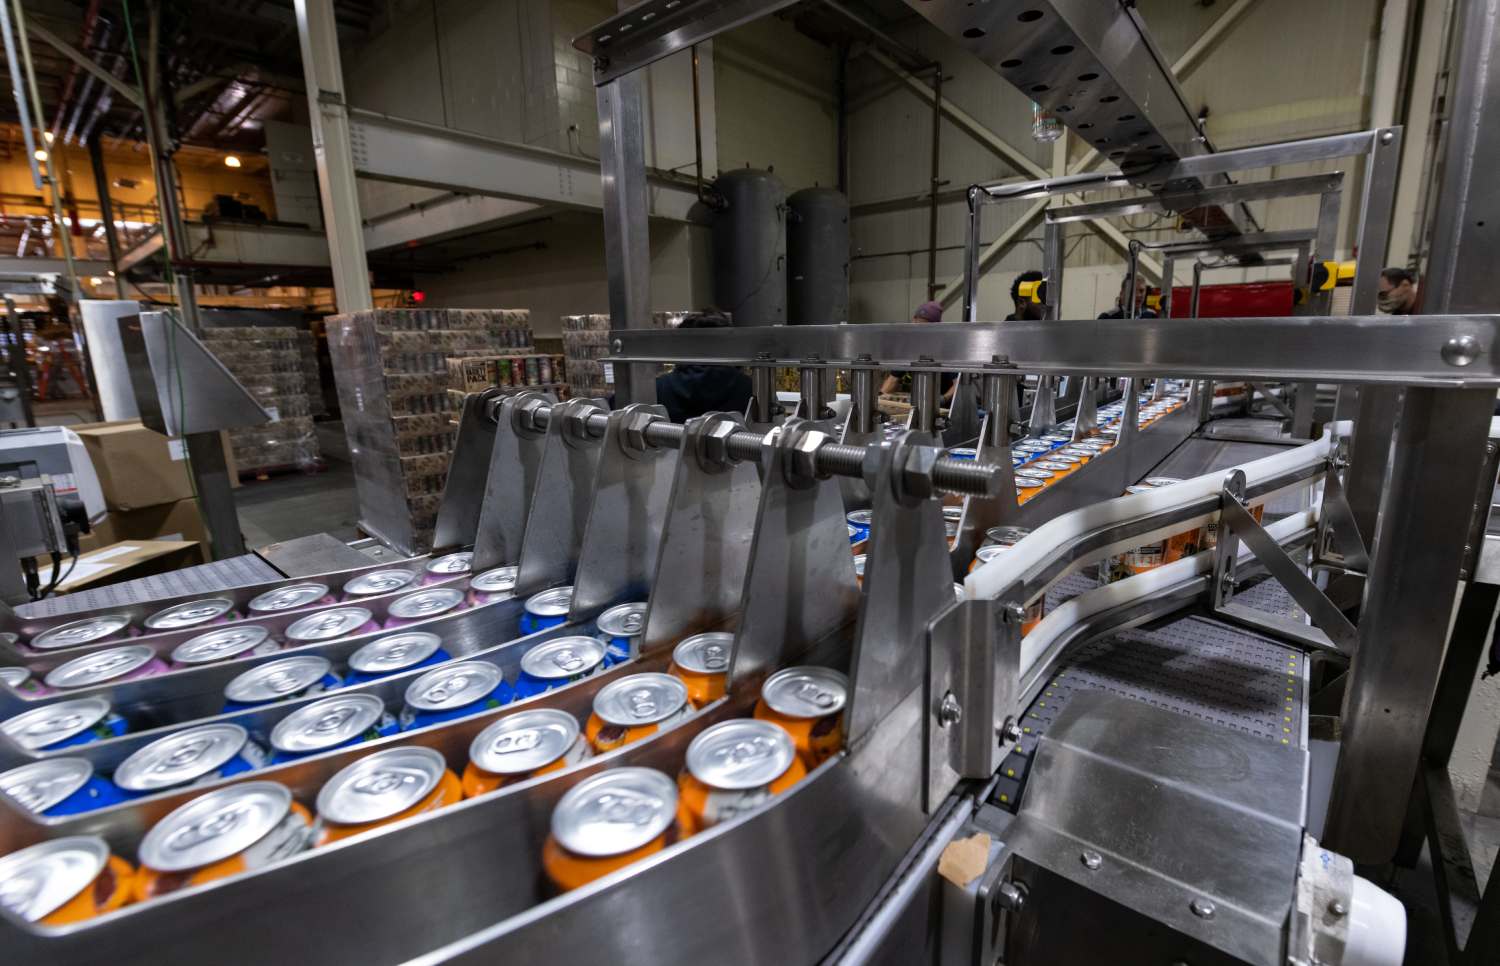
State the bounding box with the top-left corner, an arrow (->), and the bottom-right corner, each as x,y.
0,363 -> 1379,966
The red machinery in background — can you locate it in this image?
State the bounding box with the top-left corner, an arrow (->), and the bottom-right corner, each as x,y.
1161,280 -> 1297,318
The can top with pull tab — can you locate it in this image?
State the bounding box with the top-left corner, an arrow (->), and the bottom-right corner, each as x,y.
761,666 -> 848,719
550,767 -> 677,858
112,723 -> 251,793
0,836 -> 110,922
138,782 -> 295,873
248,584 -> 331,614
316,746 -> 447,826
44,645 -> 157,689
686,718 -> 797,791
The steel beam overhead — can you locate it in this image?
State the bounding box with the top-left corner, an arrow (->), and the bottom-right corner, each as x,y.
1045,173 -> 1344,225
611,315 -> 1500,385
346,109 -> 700,223
23,19 -> 144,109
294,0 -> 373,314
574,0 -> 803,83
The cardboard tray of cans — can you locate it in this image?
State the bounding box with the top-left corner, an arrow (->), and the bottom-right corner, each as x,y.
201,326 -> 322,475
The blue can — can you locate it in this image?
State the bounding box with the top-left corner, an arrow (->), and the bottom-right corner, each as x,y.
512,636 -> 607,700
342,631 -> 450,686
846,509 -> 873,545
948,447 -> 978,461
1,696 -> 127,751
0,757 -> 129,816
111,723 -> 268,795
267,693 -> 398,763
594,602 -> 646,666
221,655 -> 343,713
399,661 -> 512,730
519,586 -> 574,636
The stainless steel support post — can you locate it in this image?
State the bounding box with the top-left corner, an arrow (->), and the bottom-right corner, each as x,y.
911,367 -> 940,434
1324,387 -> 1496,864
293,0 -> 374,314
749,357 -> 777,424
980,369 -> 1014,450
597,74 -> 657,406
1190,261 -> 1204,317
800,359 -> 829,419
1042,219 -> 1064,321
963,187 -> 983,323
1160,256 -> 1175,318
850,362 -> 877,435
1124,240 -> 1142,318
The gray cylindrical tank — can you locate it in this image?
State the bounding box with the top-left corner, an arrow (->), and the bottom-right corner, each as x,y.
787,187 -> 850,324
711,168 -> 786,326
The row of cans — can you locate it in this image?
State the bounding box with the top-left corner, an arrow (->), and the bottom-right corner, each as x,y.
11,553 -> 477,655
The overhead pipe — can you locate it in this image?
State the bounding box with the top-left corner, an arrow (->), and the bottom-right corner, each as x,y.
47,0 -> 102,141
0,0 -> 43,190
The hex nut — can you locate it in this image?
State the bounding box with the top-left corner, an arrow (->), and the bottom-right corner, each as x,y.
700,418 -> 741,467
789,427 -> 830,486
899,444 -> 942,501
620,407 -> 661,456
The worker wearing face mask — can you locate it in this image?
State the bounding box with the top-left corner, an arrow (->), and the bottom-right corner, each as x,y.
1377,267 -> 1417,315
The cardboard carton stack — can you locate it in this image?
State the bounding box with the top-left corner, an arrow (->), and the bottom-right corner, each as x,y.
200,326 -> 322,477
69,421 -> 209,579
295,329 -> 327,417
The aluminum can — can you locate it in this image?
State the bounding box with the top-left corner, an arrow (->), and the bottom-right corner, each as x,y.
1016,479 -> 1044,504
0,665 -> 52,697
0,836 -> 134,924
676,718 -> 807,834
982,526 -> 1031,548
1015,467 -> 1054,483
846,509 -> 873,544
422,552 -> 473,585
1033,458 -> 1077,478
542,767 -> 680,892
132,782 -> 313,900
399,660 -> 511,730
513,636 -> 606,699
383,587 -> 466,628
852,554 -> 866,588
462,708 -> 591,797
222,655 -> 342,711
113,723 -> 268,794
668,632 -> 731,707
247,583 -> 336,614
268,693 -> 396,763
595,601 -> 647,665
467,566 -> 518,607
585,672 -> 691,754
44,644 -> 170,691
0,758 -> 129,816
519,586 -> 574,635
28,614 -> 132,652
753,666 -> 847,768
283,607 -> 379,646
947,447 -> 978,461
2,696 -> 127,751
341,569 -> 418,600
313,746 -> 462,845
968,545 -> 1043,633
847,523 -> 861,545
143,598 -> 237,633
343,631 -> 449,686
170,626 -> 281,668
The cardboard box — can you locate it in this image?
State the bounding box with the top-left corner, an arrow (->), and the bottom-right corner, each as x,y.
106,499 -> 209,546
74,421 -> 195,510
43,540 -> 204,594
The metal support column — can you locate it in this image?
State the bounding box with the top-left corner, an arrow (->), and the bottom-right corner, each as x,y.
597,73 -> 656,405
87,134 -> 126,298
1042,219 -> 1064,321
293,0 -> 374,315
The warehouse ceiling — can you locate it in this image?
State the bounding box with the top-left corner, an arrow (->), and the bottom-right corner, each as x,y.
0,0 -> 378,153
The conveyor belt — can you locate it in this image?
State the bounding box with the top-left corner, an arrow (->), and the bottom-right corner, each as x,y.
996,573 -> 1308,809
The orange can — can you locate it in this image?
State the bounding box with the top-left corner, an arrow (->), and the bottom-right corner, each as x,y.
585,672 -> 692,754
0,836 -> 134,924
1016,480 -> 1044,504
462,707 -> 591,797
133,782 -> 313,900
753,666 -> 847,767
542,767 -> 680,892
676,719 -> 808,835
668,632 -> 732,707
314,747 -> 463,845
968,546 -> 1043,634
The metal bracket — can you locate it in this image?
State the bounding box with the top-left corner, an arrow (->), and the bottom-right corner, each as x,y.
430,387 -> 503,552
1249,382 -> 1297,421
569,404 -> 676,620
513,397 -> 609,596
1071,377 -> 1098,441
925,593 -> 1021,813
1313,437 -> 1372,574
1212,469 -> 1358,655
470,390 -> 556,571
1027,375 -> 1057,435
943,373 -> 981,447
639,411 -> 763,655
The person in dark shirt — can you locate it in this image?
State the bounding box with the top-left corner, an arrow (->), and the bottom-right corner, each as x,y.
653,309 -> 755,423
1005,271 -> 1048,321
1098,273 -> 1159,320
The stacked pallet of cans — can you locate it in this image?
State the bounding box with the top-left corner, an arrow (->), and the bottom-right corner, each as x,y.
294,329 -> 326,417
200,327 -> 322,476
561,313 -> 611,398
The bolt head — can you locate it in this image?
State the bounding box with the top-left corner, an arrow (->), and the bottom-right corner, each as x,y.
1380,130 -> 1395,145
938,691 -> 963,728
1327,898 -> 1348,918
998,717 -> 1022,745
996,881 -> 1026,912
610,338 -> 623,353
1441,334 -> 1482,367
1080,850 -> 1102,870
1190,897 -> 1216,919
